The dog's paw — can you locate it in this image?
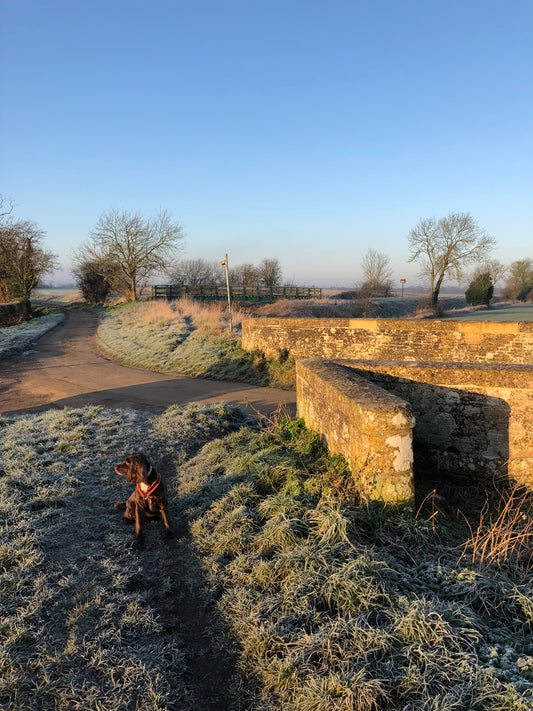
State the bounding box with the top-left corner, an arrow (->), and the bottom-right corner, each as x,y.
115,501 -> 127,512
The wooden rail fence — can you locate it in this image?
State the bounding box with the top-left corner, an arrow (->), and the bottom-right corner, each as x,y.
151,284 -> 322,302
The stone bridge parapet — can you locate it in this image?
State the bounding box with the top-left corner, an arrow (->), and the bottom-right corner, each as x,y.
242,317 -> 533,364
243,318 -> 533,503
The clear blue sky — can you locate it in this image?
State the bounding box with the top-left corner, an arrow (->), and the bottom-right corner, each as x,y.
1,0 -> 532,287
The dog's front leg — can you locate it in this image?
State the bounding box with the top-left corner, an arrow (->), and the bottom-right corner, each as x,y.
160,505 -> 174,537
135,506 -> 145,541
123,497 -> 136,521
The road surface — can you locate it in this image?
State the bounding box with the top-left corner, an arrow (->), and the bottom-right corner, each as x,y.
0,309 -> 296,417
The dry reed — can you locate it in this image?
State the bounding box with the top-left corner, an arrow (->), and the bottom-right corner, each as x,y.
139,296 -> 244,330
461,483 -> 533,569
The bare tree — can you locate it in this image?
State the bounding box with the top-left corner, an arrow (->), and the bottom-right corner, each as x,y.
504,258 -> 533,301
482,259 -> 507,288
464,259 -> 507,290
83,208 -> 184,300
259,257 -> 282,288
0,220 -> 57,311
360,249 -> 393,295
0,194 -> 14,223
0,195 -> 14,300
408,212 -> 495,308
167,258 -> 223,286
232,263 -> 261,287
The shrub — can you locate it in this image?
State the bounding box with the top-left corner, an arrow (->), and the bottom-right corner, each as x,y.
73,259 -> 112,304
503,258 -> 533,301
465,272 -> 494,306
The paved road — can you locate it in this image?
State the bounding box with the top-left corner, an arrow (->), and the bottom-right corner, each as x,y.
0,309 -> 296,417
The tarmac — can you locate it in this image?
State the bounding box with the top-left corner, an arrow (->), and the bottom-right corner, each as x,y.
0,308 -> 296,418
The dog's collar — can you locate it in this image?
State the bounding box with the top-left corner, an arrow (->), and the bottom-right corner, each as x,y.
137,470 -> 161,500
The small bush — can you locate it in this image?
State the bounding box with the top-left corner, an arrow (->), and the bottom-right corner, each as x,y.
73,260 -> 112,304
465,272 -> 494,306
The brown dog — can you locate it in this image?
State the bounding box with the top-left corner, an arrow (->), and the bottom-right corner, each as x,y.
114,453 -> 174,541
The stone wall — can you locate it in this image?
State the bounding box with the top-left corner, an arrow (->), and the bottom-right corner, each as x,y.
242,317 -> 533,364
297,359 -> 415,503
336,360 -> 532,486
297,358 -> 533,501
243,317 -> 533,502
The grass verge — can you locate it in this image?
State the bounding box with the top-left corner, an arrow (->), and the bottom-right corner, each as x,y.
176,415 -> 533,710
0,310 -> 65,360
2,406 -> 533,709
96,299 -> 295,389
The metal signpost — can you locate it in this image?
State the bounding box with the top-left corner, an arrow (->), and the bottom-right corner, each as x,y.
220,254 -> 233,332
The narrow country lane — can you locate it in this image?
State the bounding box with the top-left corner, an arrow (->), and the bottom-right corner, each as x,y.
0,308 -> 296,417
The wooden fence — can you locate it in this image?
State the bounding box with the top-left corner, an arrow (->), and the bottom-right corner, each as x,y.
151,284 -> 322,302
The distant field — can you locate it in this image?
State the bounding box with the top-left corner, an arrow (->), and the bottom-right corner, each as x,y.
32,287 -> 81,303
443,303 -> 533,322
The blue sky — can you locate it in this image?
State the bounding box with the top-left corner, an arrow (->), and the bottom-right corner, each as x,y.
1,0 -> 532,287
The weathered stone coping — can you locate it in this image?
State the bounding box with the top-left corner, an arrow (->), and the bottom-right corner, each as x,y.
335,359 -> 533,388
242,317 -> 533,364
245,316 -> 533,333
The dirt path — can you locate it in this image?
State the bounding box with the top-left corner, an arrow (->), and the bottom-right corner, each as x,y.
0,308 -> 296,417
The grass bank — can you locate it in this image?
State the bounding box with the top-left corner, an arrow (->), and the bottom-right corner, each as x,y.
0,310 -> 65,360
95,296 -> 477,392
178,416 -> 533,710
0,403 -> 250,710
96,299 -> 296,389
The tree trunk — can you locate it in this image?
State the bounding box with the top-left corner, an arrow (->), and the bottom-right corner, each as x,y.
21,298 -> 32,320
130,276 -> 137,301
432,275 -> 444,308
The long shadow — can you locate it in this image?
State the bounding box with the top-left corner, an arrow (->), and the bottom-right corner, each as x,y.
112,413 -> 256,709
350,367 -> 511,513
3,378 -> 297,419
126,511 -> 237,709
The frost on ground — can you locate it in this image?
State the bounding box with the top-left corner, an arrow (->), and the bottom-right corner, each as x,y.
178,418 -> 533,711
0,311 -> 65,359
3,402 -> 533,711
96,300 -> 295,387
0,403 -> 249,711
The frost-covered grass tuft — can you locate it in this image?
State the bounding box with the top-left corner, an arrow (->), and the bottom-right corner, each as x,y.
0,403 -> 247,710
0,311 -> 64,359
176,416 -> 533,711
96,299 -> 295,388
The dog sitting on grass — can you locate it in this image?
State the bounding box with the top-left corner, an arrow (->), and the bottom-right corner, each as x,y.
114,452 -> 174,541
